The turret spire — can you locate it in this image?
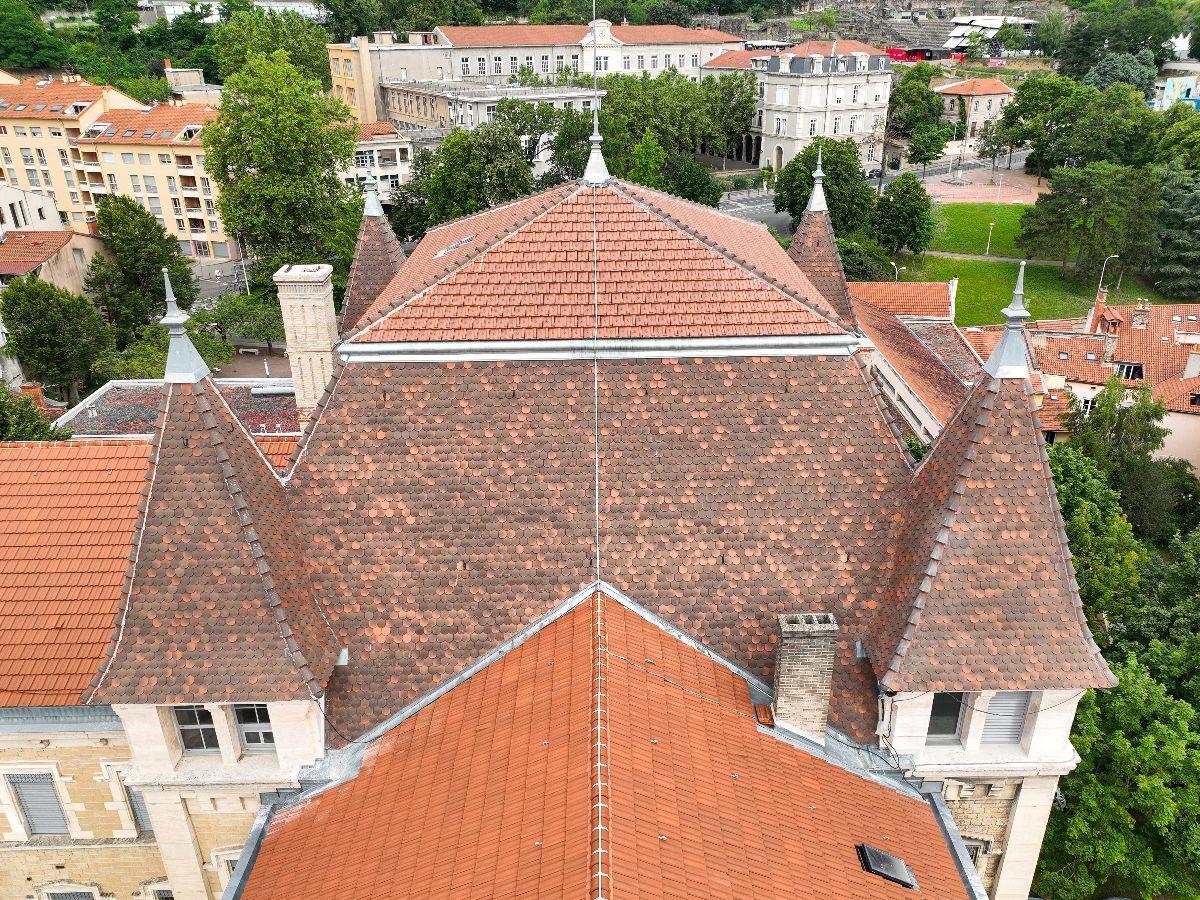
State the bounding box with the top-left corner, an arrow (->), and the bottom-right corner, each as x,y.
363,174 -> 385,217
983,261 -> 1031,379
806,145 -> 828,214
161,267 -> 210,384
581,6 -> 610,186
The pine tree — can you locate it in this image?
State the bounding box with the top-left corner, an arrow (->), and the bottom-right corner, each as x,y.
1152,161 -> 1200,298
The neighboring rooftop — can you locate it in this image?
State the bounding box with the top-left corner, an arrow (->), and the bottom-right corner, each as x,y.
76,102 -> 217,146
934,78 -> 1015,97
433,23 -> 742,46
0,76 -> 128,120
237,589 -> 975,899
0,229 -> 72,275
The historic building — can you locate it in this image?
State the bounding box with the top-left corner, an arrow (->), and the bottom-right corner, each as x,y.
0,149 -> 1113,898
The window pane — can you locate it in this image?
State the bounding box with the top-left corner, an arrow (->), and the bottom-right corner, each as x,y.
928,692 -> 964,736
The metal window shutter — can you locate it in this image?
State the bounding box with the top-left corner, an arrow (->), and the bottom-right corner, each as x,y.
980,691 -> 1031,744
126,785 -> 153,833
7,773 -> 69,834
48,893 -> 96,900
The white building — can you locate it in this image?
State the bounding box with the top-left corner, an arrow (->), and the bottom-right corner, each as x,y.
728,40 -> 891,172
942,16 -> 1037,53
328,21 -> 742,123
0,184 -> 62,230
346,121 -> 448,200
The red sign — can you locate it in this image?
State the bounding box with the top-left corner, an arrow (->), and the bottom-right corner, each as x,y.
987,58 -> 1007,67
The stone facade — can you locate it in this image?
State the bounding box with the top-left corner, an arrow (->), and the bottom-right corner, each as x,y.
772,612 -> 838,741
274,264 -> 338,415
944,779 -> 1019,894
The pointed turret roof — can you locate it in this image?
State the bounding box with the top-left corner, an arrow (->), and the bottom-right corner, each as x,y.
339,176 -> 408,336
870,272 -> 1115,693
161,268 -> 210,384
786,149 -> 857,328
87,375 -> 338,705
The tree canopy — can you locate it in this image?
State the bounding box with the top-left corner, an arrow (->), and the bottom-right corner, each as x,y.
1083,49 -> 1158,97
213,8 -> 332,86
1151,161 -> 1200,298
0,0 -> 69,69
774,138 -> 876,235
0,386 -> 68,441
873,173 -> 933,255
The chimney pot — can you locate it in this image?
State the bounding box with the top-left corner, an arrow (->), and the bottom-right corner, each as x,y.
773,612 -> 839,743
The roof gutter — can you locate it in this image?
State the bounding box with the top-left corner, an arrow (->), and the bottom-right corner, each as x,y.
921,788 -> 990,900
221,797 -> 276,900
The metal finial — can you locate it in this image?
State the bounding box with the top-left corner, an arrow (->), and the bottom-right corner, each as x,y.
162,267 -> 182,321
806,144 -> 828,213
363,175 -> 385,217
581,7 -> 610,186
983,260 -> 1031,379
160,266 -> 210,384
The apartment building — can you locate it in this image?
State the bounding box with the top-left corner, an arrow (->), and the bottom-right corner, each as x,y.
0,74 -> 143,227
934,78 -> 1014,139
0,184 -> 61,230
74,103 -> 241,283
329,21 -> 741,123
754,41 -> 892,171
346,121 -> 447,199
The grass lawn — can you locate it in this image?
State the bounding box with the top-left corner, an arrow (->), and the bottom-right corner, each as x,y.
928,202 -> 1029,259
898,255 -> 1174,326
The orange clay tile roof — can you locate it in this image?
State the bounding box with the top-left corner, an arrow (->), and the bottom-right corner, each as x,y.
87,380 -> 337,705
356,120 -> 398,140
1031,334 -> 1109,385
788,206 -> 856,325
253,435 -> 300,471
0,78 -> 129,120
787,39 -> 886,56
873,373 -> 1114,693
848,281 -> 953,318
436,24 -> 741,46
0,230 -> 72,275
76,103 -> 216,146
240,593 -> 971,900
934,78 -> 1014,96
959,325 -> 1001,360
854,300 -> 969,423
0,440 -> 150,707
351,181 -> 845,342
340,207 -> 407,336
703,49 -> 779,69
1155,374 -> 1200,413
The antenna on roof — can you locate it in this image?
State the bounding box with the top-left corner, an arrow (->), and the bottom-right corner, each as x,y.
983,260 -> 1031,379
581,1 -> 611,186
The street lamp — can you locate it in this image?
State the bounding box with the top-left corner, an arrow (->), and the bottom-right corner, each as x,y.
1098,254 -> 1119,295
985,222 -> 995,257
890,262 -> 906,281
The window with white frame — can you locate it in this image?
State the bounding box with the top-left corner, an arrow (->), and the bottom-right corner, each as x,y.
636,54 -> 644,68
852,85 -> 860,103
344,59 -> 353,77
808,118 -> 817,136
926,692 -> 966,743
775,86 -> 788,104
773,116 -> 786,135
832,117 -> 840,135
493,57 -> 503,75
650,54 -> 658,69
174,705 -> 219,751
1116,362 -> 1143,380
509,55 -> 518,73
7,773 -> 69,834
460,57 -> 470,75
234,704 -> 274,750
690,53 -> 698,66
622,55 -> 630,70
541,54 -> 550,73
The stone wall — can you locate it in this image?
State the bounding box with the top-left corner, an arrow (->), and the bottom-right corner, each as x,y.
944,778 -> 1019,894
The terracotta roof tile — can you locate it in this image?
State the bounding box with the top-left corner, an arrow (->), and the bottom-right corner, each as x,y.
0,230 -> 72,274
354,183 -> 844,343
435,24 -> 740,46
340,211 -> 408,337
356,121 -> 398,140
848,281 -> 952,318
76,103 -> 216,146
788,209 -> 856,326
88,380 -> 337,704
1031,334 -> 1109,385
253,435 -> 300,470
934,78 -> 1014,97
873,374 -> 1114,692
241,594 -> 970,899
0,440 -> 149,706
703,49 -> 779,69
0,79 -> 127,120
787,39 -> 886,56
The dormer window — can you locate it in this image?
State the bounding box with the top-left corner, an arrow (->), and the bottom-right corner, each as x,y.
1058,351 -> 1068,360
234,704 -> 274,750
927,692 -> 965,743
174,705 -> 219,752
1116,362 -> 1143,380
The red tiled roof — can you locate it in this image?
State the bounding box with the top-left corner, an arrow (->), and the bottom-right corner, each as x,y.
241,594 -> 971,899
253,435 -> 300,470
904,319 -> 982,383
874,374 -> 1114,693
959,325 -> 1001,360
703,49 -> 779,69
934,78 -> 1014,96
1031,334 -> 1109,385
0,78 -> 129,120
436,24 -> 740,46
0,230 -> 73,274
75,103 -> 216,145
788,39 -> 886,56
87,381 -> 337,705
356,120 -> 398,140
848,281 -> 953,318
340,209 -> 407,336
353,181 -> 844,343
1156,374 -> 1200,413
854,300 -> 968,423
787,209 -> 856,326
0,440 -> 149,707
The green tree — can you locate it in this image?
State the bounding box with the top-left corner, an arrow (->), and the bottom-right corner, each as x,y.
993,21 -> 1027,51
701,72 -> 757,166
0,277 -> 111,402
203,51 -> 356,282
494,98 -> 562,167
1048,82 -> 1159,169
974,119 -> 1009,170
546,106 -> 592,184
412,124 -> 533,227
873,172 -> 933,255
318,0 -> 381,40
1123,527 -> 1200,650
1151,160 -> 1200,298
1059,0 -> 1181,79
0,0 -> 69,68
664,157 -> 722,206
92,322 -> 234,380
628,127 -> 666,189
1048,445 -> 1147,637
774,137 -> 876,235
1032,11 -> 1067,57
887,62 -> 944,138
190,292 -> 285,352
0,386 -> 68,441
85,195 -> 197,348
643,0 -> 690,25
387,183 -> 429,243
1083,49 -> 1159,97
836,235 -> 893,281
1017,163 -> 1162,278
1067,375 -> 1167,475
906,123 -> 949,179
214,9 -> 332,86
1157,103 -> 1200,170
1035,656 -> 1200,900
1001,75 -> 1095,180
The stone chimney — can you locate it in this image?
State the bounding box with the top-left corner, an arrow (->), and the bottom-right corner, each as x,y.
773,612 -> 839,743
274,264 -> 337,415
1132,301 -> 1150,329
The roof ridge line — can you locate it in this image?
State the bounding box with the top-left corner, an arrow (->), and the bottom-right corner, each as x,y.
610,181 -> 851,334
590,591 -> 611,900
281,360 -> 347,485
851,347 -> 916,465
878,374 -> 995,691
347,183 -> 583,341
84,384 -> 173,704
196,380 -> 332,698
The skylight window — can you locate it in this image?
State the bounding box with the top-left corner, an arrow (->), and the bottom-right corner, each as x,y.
1085,352 -> 1097,361
1058,351 -> 1069,360
433,233 -> 477,259
160,130 -> 173,138
104,128 -> 117,136
143,129 -> 155,137
14,104 -> 26,111
49,103 -> 63,112
32,103 -> 45,111
122,128 -> 135,137
857,845 -> 917,890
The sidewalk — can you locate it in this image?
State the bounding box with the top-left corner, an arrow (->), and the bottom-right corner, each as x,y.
924,250 -> 1061,265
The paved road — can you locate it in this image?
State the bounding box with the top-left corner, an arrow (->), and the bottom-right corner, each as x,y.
923,250 -> 1060,266
719,188 -> 794,235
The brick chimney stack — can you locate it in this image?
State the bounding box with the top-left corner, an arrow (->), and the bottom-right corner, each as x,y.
773,612 -> 839,743
274,264 -> 338,415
